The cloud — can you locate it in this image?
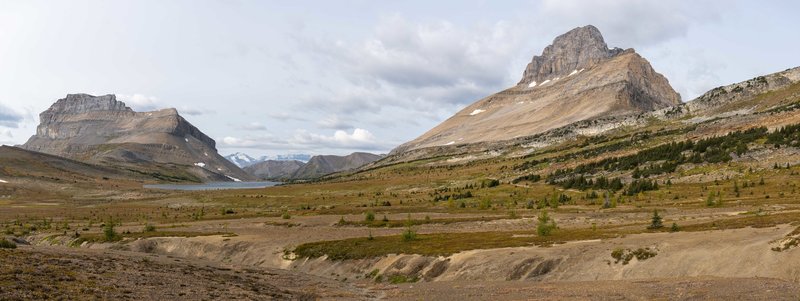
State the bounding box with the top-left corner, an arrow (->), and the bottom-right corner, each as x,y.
316,115 -> 353,130
267,112 -> 309,122
221,128 -> 394,151
0,103 -> 24,128
239,122 -> 268,131
536,0 -> 728,47
116,94 -> 161,111
295,15 -> 527,117
179,106 -> 213,116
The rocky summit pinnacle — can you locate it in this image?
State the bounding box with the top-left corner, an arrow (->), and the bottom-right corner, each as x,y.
518,25 -> 625,86
391,25 -> 681,157
23,94 -> 252,182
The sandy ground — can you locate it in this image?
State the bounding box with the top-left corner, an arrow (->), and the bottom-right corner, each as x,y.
17,207 -> 800,300
0,246 -> 375,300
380,277 -> 800,301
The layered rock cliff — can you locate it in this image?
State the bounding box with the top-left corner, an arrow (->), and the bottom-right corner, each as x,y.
23,94 -> 251,182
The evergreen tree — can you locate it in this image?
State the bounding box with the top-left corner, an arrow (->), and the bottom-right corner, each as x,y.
648,210 -> 663,229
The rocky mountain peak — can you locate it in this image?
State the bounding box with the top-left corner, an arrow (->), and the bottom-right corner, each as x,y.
390,25 -> 680,158
46,94 -> 133,114
518,25 -> 626,85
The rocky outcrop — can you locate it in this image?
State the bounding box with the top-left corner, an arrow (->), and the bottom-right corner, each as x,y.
391,25 -> 680,155
518,25 -> 625,86
23,94 -> 251,182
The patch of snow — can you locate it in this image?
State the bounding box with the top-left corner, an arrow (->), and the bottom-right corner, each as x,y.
540,79 -> 551,85
216,168 -> 223,171
527,81 -> 537,88
553,77 -> 560,81
569,69 -> 578,76
517,101 -> 524,105
204,152 -> 208,157
458,138 -> 464,141
469,109 -> 486,116
0,179 -> 7,183
194,162 -> 206,168
184,138 -> 189,142
444,141 -> 455,146
226,175 -> 242,182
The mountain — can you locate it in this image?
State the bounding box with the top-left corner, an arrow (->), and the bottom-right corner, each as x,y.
290,152 -> 383,179
22,94 -> 252,182
391,25 -> 680,156
224,152 -> 312,168
244,160 -> 305,180
225,152 -> 259,168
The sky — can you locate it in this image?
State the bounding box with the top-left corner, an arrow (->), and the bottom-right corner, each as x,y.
1,0 -> 799,156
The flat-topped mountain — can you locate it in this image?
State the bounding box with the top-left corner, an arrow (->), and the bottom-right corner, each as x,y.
22,94 -> 251,182
392,25 -> 680,154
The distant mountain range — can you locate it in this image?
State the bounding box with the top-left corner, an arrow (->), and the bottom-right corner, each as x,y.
236,152 -> 383,180
224,152 -> 312,168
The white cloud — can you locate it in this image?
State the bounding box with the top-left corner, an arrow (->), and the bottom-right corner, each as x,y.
296,15 -> 527,117
537,0 -> 727,47
316,115 -> 352,130
221,128 -> 392,152
116,94 -> 161,111
267,112 -> 309,122
179,106 -> 213,116
239,122 -> 268,131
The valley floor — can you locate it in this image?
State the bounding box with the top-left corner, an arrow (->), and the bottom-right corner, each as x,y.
0,246 -> 373,300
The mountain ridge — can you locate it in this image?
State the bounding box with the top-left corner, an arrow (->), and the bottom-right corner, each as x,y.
22,94 -> 251,182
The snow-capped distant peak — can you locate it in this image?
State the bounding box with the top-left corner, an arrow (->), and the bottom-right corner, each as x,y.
224,152 -> 313,167
224,152 -> 257,168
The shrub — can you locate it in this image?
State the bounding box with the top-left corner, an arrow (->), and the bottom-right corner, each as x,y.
103,222 -> 120,242
0,238 -> 16,249
365,211 -> 375,222
143,224 -> 156,232
402,227 -> 417,242
388,274 -> 418,284
536,211 -> 556,236
670,223 -> 680,232
282,212 -> 291,219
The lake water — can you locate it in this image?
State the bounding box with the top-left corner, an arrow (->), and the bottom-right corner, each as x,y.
143,181 -> 281,191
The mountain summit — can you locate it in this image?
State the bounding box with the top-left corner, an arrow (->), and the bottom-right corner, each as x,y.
23,94 -> 251,182
518,25 -> 625,86
392,25 -> 680,155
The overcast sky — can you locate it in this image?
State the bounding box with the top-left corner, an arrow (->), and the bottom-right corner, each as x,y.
1,0 -> 799,156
